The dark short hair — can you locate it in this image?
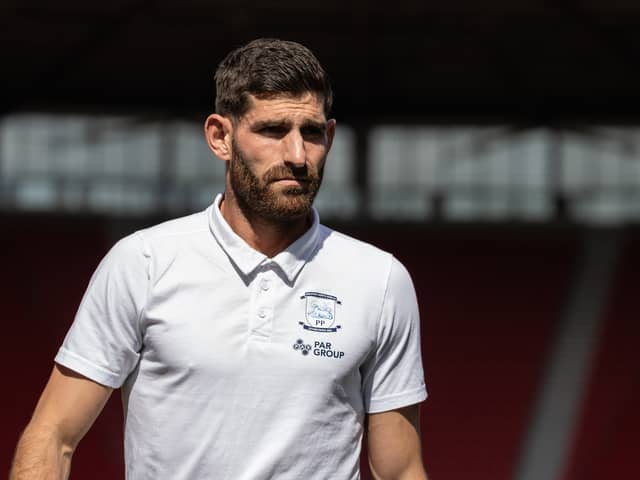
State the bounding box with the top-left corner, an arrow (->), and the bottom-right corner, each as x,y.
214,38 -> 333,119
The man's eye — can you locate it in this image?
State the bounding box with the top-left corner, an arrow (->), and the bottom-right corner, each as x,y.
260,126 -> 286,136
301,127 -> 324,139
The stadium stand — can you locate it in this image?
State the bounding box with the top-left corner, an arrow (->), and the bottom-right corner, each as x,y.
350,225 -> 579,480
561,228 -> 640,480
1,214 -> 123,478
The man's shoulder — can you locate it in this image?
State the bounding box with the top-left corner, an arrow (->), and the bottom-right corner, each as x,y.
317,224 -> 395,269
135,209 -> 210,244
109,209 -> 212,264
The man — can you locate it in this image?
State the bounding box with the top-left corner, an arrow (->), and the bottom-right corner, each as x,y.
11,38 -> 428,479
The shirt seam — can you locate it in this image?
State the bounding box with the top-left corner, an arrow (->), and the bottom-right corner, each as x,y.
375,254 -> 395,349
133,231 -> 152,344
142,227 -> 209,241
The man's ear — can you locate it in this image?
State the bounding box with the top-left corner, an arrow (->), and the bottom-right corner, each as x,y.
204,113 -> 233,161
326,118 -> 337,152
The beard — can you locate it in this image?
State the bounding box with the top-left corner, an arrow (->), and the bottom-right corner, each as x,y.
228,137 -> 324,223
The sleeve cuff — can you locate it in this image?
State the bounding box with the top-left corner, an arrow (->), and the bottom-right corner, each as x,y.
366,385 -> 428,414
55,347 -> 124,389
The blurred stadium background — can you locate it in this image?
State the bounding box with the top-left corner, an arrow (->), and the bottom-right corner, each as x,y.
2,1 -> 639,479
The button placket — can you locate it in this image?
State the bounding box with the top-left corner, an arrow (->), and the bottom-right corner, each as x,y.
251,269 -> 275,339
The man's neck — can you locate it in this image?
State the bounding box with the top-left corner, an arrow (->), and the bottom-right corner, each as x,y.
219,191 -> 312,258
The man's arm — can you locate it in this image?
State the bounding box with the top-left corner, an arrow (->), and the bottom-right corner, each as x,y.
10,364 -> 113,480
367,404 -> 429,480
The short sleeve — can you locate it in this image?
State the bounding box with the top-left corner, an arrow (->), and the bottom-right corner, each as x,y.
55,232 -> 149,388
361,257 -> 428,413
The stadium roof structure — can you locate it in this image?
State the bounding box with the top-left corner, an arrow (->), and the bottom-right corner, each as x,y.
4,0 -> 640,124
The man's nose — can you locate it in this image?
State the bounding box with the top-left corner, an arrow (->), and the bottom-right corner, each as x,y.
283,131 -> 306,167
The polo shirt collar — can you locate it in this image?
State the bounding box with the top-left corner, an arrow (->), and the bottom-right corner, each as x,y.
208,193 -> 320,282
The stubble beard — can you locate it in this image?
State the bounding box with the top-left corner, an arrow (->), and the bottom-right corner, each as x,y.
228,137 -> 324,223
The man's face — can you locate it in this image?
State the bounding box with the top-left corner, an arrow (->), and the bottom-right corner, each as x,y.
227,92 -> 335,222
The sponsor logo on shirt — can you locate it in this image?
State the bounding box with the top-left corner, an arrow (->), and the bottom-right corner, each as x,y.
293,338 -> 312,355
299,291 -> 342,333
293,338 -> 345,359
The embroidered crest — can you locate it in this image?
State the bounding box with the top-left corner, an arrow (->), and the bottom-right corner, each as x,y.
299,291 -> 342,332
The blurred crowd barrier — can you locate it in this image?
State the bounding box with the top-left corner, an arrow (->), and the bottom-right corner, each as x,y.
1,113 -> 640,224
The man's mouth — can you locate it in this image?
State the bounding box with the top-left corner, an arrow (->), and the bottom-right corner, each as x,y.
272,177 -> 309,183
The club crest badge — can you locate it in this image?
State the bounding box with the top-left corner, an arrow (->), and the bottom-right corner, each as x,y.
299,291 -> 342,333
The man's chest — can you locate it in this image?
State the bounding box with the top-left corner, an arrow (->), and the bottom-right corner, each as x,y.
138,264 -> 381,391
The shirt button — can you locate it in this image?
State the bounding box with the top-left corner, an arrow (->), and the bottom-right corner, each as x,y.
258,309 -> 266,319
260,279 -> 270,291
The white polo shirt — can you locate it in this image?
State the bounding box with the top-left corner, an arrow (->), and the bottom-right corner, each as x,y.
55,194 -> 427,480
